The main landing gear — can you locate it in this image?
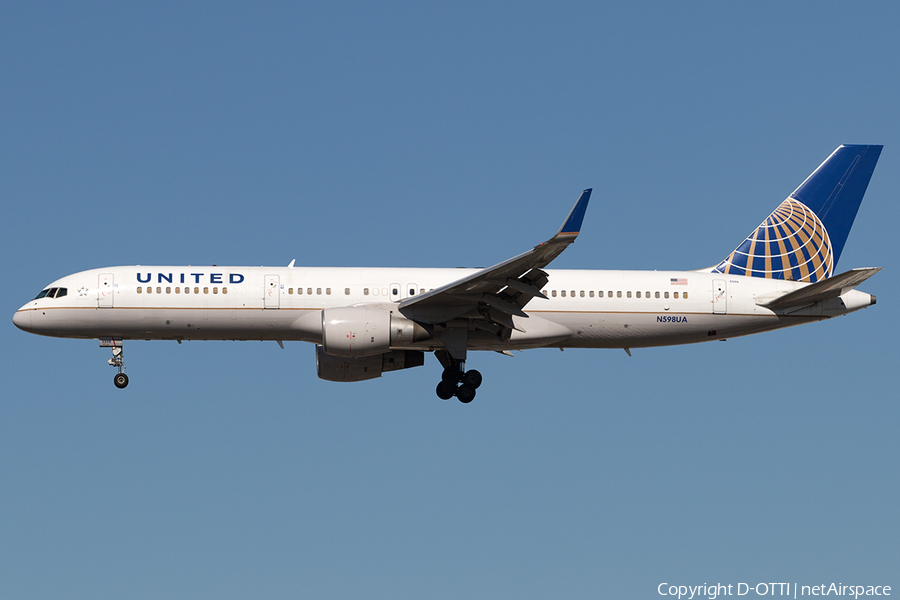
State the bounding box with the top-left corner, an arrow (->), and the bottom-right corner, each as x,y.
102,338 -> 128,389
434,356 -> 482,403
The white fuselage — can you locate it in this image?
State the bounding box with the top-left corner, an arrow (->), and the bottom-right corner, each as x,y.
13,265 -> 875,351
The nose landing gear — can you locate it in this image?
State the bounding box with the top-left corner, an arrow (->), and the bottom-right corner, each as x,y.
101,338 -> 128,389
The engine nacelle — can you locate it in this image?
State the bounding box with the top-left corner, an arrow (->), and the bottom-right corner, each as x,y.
316,345 -> 425,382
320,306 -> 430,358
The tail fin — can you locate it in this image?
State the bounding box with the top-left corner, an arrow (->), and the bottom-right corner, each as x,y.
712,145 -> 882,282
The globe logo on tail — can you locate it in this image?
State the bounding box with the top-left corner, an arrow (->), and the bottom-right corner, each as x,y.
713,198 -> 833,283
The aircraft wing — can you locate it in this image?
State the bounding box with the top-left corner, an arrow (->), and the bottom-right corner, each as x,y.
759,267 -> 882,310
398,189 -> 592,330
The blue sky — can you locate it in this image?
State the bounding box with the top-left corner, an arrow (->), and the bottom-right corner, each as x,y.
2,3 -> 898,598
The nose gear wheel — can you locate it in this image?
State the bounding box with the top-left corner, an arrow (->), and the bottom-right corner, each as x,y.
106,343 -> 128,388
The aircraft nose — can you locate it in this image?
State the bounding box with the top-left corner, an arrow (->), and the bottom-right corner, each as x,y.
12,308 -> 32,332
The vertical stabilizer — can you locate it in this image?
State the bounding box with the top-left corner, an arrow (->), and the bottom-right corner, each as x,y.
712,145 -> 882,282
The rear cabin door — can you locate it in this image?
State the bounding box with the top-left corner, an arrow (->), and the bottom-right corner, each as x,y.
713,279 -> 727,314
264,275 -> 280,309
98,274 -> 114,308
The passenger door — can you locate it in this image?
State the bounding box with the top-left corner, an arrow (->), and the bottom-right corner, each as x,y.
713,279 -> 727,314
264,275 -> 280,309
98,274 -> 114,308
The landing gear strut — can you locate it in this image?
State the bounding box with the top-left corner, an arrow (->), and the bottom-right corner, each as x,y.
434,351 -> 482,403
102,338 -> 128,389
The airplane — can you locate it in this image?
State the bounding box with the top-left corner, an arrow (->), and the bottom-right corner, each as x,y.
13,145 -> 883,403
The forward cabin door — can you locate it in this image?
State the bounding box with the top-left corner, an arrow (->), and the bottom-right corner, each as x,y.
713,279 -> 727,314
98,274 -> 114,308
264,275 -> 280,309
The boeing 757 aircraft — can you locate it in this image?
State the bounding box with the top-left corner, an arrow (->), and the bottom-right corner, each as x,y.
14,145 -> 882,402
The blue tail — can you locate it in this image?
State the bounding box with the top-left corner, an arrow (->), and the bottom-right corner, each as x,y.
713,145 -> 882,282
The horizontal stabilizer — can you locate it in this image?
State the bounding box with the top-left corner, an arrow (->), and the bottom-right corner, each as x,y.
760,267 -> 881,310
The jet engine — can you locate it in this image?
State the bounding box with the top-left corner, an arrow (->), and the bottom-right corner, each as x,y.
320,306 -> 430,358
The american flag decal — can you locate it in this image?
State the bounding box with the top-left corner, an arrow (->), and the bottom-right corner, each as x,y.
670,278 -> 687,285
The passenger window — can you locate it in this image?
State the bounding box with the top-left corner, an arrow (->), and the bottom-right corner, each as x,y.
580,290 -> 585,298
316,288 -> 322,295
201,287 -> 207,294
664,291 -> 669,299
156,287 -> 161,294
617,291 -> 622,298
57,288 -> 67,298
137,287 -> 143,294
326,288 -> 331,295
683,292 -> 688,299
552,290 -> 557,297
288,288 -> 293,295
570,290 -> 575,298
636,291 -> 641,298
345,288 -> 351,295
307,288 -> 312,295
147,287 -> 152,294
223,287 -> 228,294
194,287 -> 200,294
589,291 -> 594,298
674,291 -> 679,299
166,287 -> 171,294
608,291 -> 613,298
392,288 -> 398,296
213,287 -> 218,294
363,288 -> 369,296
655,291 -> 660,299
561,290 -> 566,297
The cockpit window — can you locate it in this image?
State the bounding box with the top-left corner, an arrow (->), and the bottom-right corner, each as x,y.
33,287 -> 68,300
